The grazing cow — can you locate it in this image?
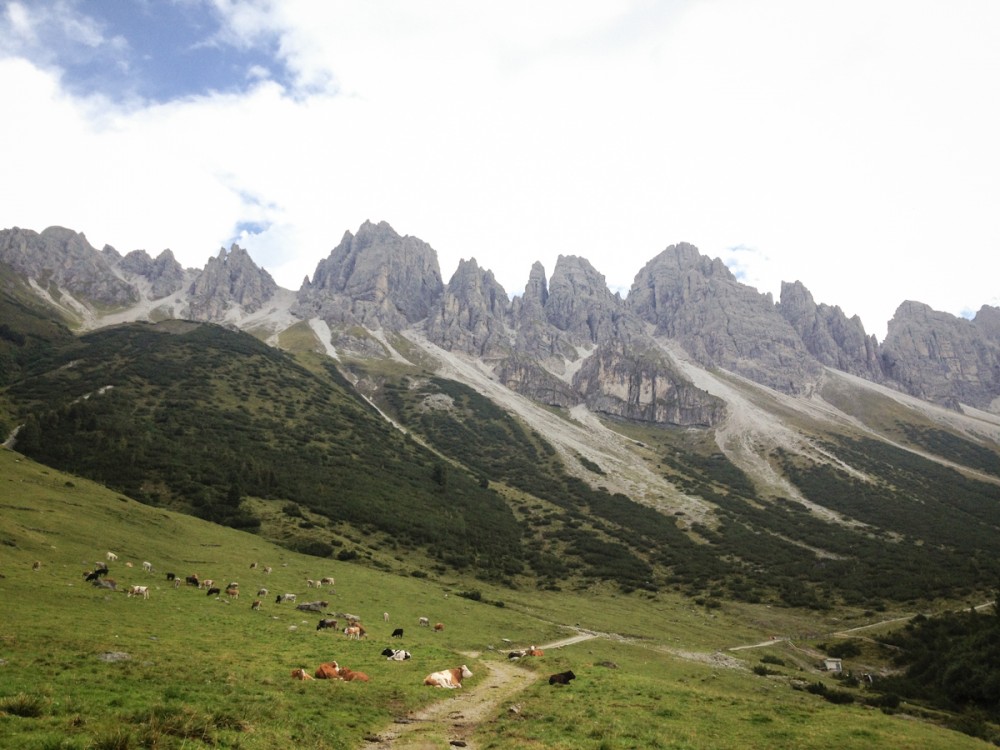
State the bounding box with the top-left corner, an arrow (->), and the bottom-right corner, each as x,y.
250,562 -> 258,569
32,560 -> 41,571
382,648 -> 411,661
263,566 -> 272,574
257,588 -> 268,597
84,570 -> 103,582
418,616 -> 430,627
317,618 -> 338,631
343,625 -> 366,640
290,668 -> 313,680
106,552 -> 118,561
306,579 -> 316,588
206,587 -> 221,597
275,593 -> 297,604
173,578 -> 181,588
251,600 -> 262,610
383,611 -> 389,623
320,577 -> 335,586
201,579 -> 215,590
314,662 -> 340,680
142,561 -> 152,573
165,572 -> 176,581
185,575 -> 200,587
391,628 -> 404,638
433,622 -> 444,632
225,586 -> 240,599
127,585 -> 149,599
338,667 -> 370,682
423,665 -> 472,689
549,670 -> 576,686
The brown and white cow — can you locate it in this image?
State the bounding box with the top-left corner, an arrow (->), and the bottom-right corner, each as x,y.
314,662 -> 341,680
291,667 -> 314,680
127,585 -> 149,599
338,667 -> 370,682
423,665 -> 472,689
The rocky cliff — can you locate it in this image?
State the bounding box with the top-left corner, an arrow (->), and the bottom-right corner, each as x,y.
186,244 -> 278,319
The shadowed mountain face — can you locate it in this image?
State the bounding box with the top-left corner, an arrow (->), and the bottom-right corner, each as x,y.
3,220 -> 1000,607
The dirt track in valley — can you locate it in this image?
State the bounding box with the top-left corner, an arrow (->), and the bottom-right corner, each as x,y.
360,633 -> 597,750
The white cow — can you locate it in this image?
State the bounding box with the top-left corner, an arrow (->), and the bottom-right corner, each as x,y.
127,585 -> 149,600
423,665 -> 472,689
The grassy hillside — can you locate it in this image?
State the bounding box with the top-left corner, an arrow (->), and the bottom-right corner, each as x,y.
2,447 -> 997,749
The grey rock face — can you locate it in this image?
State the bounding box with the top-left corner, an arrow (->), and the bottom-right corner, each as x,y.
881,301 -> 1000,409
779,280 -> 883,380
628,243 -> 821,394
296,220 -> 444,328
187,244 -> 277,319
425,258 -> 512,358
119,248 -> 186,299
573,342 -> 726,426
0,226 -> 137,307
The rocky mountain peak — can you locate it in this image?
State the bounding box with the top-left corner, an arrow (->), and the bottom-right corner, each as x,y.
186,243 -> 277,319
628,244 -> 820,393
118,248 -> 186,300
0,226 -> 137,308
296,220 -> 444,329
545,255 -> 623,344
778,280 -> 882,379
425,257 -> 512,358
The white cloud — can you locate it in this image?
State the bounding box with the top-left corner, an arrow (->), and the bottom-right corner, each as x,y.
2,0 -> 999,339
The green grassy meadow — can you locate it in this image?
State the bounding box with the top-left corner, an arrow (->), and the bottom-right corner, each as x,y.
1,448 -> 993,749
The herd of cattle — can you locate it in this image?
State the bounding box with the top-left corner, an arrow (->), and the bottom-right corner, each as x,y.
78,551 -> 579,691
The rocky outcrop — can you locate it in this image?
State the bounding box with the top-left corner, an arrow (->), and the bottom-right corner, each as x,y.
118,248 -> 186,299
573,342 -> 725,426
881,301 -> 1000,410
296,220 -> 444,329
187,244 -> 277,319
779,280 -> 883,380
494,355 -> 580,408
628,243 -> 821,393
0,226 -> 137,307
425,258 -> 512,358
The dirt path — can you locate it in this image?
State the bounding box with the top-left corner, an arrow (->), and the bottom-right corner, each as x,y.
361,632 -> 597,749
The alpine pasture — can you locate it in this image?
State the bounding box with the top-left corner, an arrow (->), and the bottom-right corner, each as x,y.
0,449 -> 990,749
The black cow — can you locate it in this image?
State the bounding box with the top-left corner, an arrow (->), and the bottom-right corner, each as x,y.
549,670 -> 576,686
206,587 -> 221,596
165,572 -> 176,581
185,575 -> 200,587
316,618 -> 338,631
391,628 -> 404,638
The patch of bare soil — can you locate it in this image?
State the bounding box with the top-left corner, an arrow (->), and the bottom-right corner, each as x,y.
362,633 -> 597,749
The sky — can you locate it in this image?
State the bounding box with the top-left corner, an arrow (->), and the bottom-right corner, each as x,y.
1,1 -> 998,340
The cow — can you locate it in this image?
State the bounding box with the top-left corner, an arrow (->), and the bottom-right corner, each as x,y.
275,593 -> 297,604
320,577 -> 335,586
263,566 -> 272,574
382,648 -> 411,661
201,579 -> 215,590
290,668 -> 313,680
507,650 -> 526,660
106,552 -> 118,561
306,579 -> 316,588
316,618 -> 338,631
206,587 -> 221,597
433,622 -> 444,632
391,628 -> 404,638
165,572 -> 176,581
383,611 -> 389,623
127,585 -> 149,599
225,586 -> 240,599
314,662 -> 340,680
549,670 -> 576,686
338,667 -> 370,682
418,617 -> 430,627
527,649 -> 544,657
250,562 -> 258,569
185,575 -> 200,587
142,561 -> 153,573
251,600 -> 262,610
125,561 -> 133,568
423,665 -> 472,689
32,560 -> 41,571
344,625 -> 366,640
172,578 -> 180,588
84,570 -> 103,582
257,587 -> 268,597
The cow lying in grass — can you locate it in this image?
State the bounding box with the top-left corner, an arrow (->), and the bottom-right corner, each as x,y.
549,670 -> 576,685
381,648 -> 411,661
424,665 -> 472,688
